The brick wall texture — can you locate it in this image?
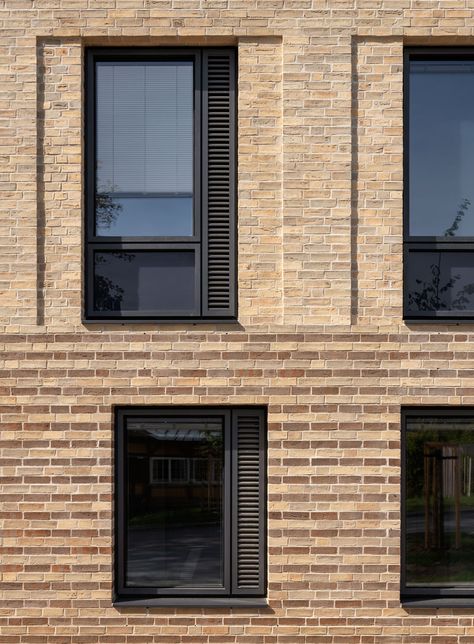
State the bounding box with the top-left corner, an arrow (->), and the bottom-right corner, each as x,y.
2,1 -> 474,642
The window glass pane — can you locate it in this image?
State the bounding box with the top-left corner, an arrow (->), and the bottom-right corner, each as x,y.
126,417 -> 224,588
406,250 -> 474,314
95,60 -> 193,236
96,196 -> 193,237
409,60 -> 474,237
405,416 -> 474,588
93,250 -> 196,314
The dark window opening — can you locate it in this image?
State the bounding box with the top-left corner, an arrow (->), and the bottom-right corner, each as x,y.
85,48 -> 236,321
404,49 -> 474,320
402,409 -> 474,600
115,407 -> 266,600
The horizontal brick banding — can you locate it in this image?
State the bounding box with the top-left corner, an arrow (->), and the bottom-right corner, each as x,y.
3,1 -> 474,641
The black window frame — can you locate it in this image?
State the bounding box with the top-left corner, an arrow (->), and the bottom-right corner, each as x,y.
84,47 -> 237,323
115,406 -> 267,604
404,48 -> 474,322
401,407 -> 474,603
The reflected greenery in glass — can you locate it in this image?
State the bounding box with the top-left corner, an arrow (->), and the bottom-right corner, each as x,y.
407,200 -> 474,313
406,417 -> 474,587
93,250 -> 196,314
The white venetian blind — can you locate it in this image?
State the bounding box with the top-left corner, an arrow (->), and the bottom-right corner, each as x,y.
96,61 -> 193,195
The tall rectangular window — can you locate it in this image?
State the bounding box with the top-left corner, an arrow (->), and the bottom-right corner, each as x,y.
85,49 -> 236,321
115,408 -> 266,602
405,50 -> 474,320
402,409 -> 474,602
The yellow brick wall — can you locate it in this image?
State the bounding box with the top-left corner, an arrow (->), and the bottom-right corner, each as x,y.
2,1 -> 474,642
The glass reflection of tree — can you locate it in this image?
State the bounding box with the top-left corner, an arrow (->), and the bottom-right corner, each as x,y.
95,180 -> 132,311
408,198 -> 474,311
406,428 -> 474,584
96,181 -> 123,231
198,431 -> 222,514
96,192 -> 122,230
94,252 -> 134,311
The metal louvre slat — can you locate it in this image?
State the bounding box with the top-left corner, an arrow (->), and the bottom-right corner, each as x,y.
202,49 -> 236,317
231,410 -> 265,595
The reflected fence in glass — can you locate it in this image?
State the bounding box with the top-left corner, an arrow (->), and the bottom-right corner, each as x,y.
405,416 -> 474,589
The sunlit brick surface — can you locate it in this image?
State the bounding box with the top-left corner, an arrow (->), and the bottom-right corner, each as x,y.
2,1 -> 474,642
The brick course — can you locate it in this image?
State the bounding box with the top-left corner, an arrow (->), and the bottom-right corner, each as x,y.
2,1 -> 474,642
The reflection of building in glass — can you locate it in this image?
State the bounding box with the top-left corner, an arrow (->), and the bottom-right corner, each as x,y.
150,457 -> 222,484
422,443 -> 474,550
127,423 -> 223,521
124,419 -> 225,589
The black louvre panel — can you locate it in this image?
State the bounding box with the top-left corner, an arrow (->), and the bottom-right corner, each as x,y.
202,50 -> 237,317
231,409 -> 266,595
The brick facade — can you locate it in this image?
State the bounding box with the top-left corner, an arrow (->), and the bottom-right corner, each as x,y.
2,1 -> 474,642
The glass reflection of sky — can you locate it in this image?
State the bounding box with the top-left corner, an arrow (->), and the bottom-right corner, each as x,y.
95,195 -> 193,237
410,61 -> 474,237
95,60 -> 194,238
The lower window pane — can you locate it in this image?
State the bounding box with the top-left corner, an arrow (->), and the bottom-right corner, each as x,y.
93,250 -> 196,315
126,417 -> 224,589
406,250 -> 474,315
405,416 -> 474,588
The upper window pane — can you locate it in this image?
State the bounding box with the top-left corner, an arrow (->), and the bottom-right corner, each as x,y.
95,60 -> 193,237
405,415 -> 474,590
409,59 -> 474,237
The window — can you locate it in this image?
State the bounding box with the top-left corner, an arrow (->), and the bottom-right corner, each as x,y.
85,48 -> 236,321
115,408 -> 266,602
405,49 -> 474,320
402,409 -> 474,601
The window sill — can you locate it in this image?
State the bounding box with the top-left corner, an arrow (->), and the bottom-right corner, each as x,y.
113,597 -> 268,608
82,318 -> 240,325
404,317 -> 474,324
402,597 -> 474,608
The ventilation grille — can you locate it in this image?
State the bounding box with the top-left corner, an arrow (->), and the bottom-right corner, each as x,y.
234,413 -> 263,592
204,52 -> 235,315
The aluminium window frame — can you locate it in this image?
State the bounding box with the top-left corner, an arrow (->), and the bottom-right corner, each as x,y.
84,47 -> 238,323
401,407 -> 474,601
115,406 -> 267,602
404,48 -> 474,321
